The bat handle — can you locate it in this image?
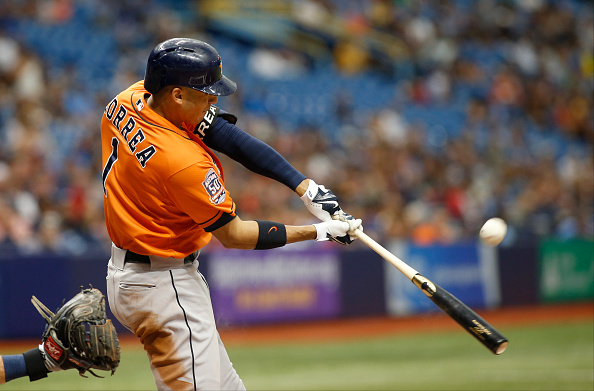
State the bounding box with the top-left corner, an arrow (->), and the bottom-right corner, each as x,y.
353,229 -> 418,281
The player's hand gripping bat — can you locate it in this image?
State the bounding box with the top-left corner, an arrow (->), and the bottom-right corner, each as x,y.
353,229 -> 508,355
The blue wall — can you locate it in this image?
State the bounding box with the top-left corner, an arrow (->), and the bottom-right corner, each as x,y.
0,248 -> 111,338
2,238 -> 584,339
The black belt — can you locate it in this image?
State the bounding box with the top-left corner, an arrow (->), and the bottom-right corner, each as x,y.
124,250 -> 197,265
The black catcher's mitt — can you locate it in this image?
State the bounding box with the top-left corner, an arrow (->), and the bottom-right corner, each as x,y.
31,286 -> 120,377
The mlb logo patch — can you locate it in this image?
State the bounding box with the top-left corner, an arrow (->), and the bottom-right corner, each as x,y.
203,168 -> 226,205
135,98 -> 145,111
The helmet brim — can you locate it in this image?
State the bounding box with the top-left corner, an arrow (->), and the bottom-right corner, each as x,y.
194,75 -> 237,96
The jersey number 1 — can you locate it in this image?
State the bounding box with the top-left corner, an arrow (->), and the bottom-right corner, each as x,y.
102,137 -> 119,195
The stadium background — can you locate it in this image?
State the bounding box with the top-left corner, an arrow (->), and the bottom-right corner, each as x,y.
0,0 -> 592,390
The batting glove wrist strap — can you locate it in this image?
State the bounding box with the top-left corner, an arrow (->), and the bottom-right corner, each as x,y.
313,222 -> 330,241
301,179 -> 340,221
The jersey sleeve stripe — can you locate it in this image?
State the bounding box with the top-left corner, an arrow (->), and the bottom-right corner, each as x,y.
197,209 -> 223,226
203,212 -> 236,232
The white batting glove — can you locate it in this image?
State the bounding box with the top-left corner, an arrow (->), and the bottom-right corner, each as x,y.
300,179 -> 340,222
313,217 -> 362,245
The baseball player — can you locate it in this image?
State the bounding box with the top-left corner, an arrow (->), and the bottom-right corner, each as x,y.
102,38 -> 361,391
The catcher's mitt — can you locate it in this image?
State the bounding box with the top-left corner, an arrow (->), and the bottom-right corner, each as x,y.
31,286 -> 120,378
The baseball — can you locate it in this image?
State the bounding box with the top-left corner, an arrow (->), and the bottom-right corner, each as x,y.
479,218 -> 507,246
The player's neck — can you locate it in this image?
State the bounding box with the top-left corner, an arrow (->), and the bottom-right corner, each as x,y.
147,94 -> 177,126
146,95 -> 160,115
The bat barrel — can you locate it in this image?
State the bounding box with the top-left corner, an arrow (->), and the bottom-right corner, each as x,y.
355,230 -> 508,355
428,280 -> 508,355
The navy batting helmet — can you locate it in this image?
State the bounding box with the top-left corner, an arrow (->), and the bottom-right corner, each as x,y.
144,38 -> 237,96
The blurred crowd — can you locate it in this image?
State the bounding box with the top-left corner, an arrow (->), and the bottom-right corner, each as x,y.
0,0 -> 592,255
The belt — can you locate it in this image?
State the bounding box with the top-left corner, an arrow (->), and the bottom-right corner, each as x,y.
124,250 -> 198,265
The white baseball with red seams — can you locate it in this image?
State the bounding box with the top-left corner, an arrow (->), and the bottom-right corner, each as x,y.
480,218 -> 507,246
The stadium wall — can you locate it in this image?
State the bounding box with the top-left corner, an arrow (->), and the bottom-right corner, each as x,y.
0,239 -> 591,338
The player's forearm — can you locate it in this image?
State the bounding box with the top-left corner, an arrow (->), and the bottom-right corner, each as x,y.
287,224 -> 317,243
0,350 -> 50,384
212,216 -> 316,249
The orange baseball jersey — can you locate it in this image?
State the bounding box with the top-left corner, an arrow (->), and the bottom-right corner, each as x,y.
101,81 -> 236,257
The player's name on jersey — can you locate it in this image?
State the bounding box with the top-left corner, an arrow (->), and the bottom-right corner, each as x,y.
104,97 -> 157,168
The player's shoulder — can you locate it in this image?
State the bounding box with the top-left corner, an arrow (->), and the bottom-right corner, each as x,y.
127,80 -> 146,93
164,145 -> 222,188
104,81 -> 145,115
217,107 -> 237,125
162,133 -> 214,169
115,80 -> 145,99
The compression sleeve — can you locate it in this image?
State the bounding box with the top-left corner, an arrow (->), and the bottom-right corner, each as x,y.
203,118 -> 306,190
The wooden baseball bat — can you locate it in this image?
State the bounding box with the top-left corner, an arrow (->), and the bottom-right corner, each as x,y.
353,229 -> 508,355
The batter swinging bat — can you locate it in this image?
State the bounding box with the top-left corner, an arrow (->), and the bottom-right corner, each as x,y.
353,229 -> 508,355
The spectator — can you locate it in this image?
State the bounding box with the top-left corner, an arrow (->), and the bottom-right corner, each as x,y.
0,0 -> 591,254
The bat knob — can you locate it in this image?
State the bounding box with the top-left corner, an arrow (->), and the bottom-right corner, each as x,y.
495,341 -> 509,355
